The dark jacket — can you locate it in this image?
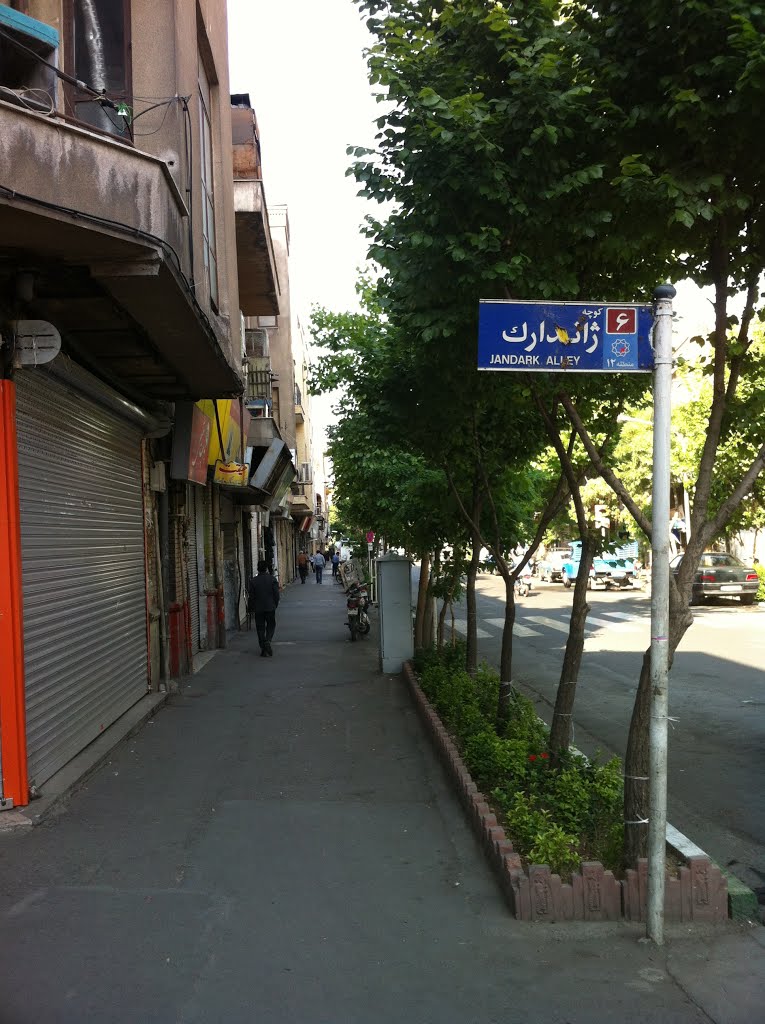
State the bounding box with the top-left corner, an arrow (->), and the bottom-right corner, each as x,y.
249,572 -> 280,613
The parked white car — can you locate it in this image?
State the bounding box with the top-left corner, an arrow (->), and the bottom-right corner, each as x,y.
539,549 -> 572,583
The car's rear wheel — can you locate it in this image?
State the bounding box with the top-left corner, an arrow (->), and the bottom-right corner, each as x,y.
740,593 -> 756,605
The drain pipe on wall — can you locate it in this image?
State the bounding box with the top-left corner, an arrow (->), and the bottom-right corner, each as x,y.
153,505 -> 171,690
212,486 -> 226,648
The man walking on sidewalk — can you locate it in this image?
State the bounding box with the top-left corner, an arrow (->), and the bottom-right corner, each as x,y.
248,560 -> 280,656
313,549 -> 326,584
297,550 -> 309,584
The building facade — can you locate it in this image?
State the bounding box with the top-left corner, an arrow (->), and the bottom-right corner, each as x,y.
0,2 -> 320,810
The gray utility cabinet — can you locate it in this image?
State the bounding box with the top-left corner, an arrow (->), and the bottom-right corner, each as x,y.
377,553 -> 413,674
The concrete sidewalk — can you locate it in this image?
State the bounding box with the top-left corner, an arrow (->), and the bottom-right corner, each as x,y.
0,574 -> 763,1023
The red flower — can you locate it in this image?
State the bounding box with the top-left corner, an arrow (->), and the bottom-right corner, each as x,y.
541,752 -> 550,760
528,754 -> 537,761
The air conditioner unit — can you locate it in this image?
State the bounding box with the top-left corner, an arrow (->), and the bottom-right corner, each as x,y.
149,461 -> 167,493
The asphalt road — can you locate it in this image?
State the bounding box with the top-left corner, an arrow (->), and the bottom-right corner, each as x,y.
439,572 -> 765,902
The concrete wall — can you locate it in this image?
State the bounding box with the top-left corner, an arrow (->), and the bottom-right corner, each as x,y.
132,0 -> 241,370
267,205 -> 297,452
231,104 -> 263,178
0,103 -> 188,262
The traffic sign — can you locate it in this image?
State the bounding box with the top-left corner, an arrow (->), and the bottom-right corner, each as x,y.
478,300 -> 653,373
366,531 -> 375,543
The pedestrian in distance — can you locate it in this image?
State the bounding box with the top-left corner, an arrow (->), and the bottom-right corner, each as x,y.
297,550 -> 309,584
332,551 -> 340,577
248,559 -> 280,657
313,549 -> 326,584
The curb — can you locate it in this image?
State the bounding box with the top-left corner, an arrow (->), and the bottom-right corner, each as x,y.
722,869 -> 761,921
666,823 -> 760,922
403,661 -> 730,924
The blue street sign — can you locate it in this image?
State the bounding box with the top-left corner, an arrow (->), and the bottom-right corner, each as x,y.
478,300 -> 654,373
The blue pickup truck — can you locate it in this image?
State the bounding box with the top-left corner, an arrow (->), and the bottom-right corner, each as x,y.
561,549 -> 637,590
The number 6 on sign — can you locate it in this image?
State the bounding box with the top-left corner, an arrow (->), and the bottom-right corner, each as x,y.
606,308 -> 637,334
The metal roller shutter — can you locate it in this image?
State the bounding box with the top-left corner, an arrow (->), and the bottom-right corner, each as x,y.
15,370 -> 148,788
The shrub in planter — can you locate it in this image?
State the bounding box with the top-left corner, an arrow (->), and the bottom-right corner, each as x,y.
463,731 -> 529,793
501,689 -> 547,750
529,751 -> 623,871
419,665 -> 487,743
472,664 -> 500,723
755,562 -> 765,601
491,790 -> 581,878
414,649 -> 624,878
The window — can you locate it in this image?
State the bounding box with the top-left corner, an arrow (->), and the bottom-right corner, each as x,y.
701,553 -> 742,569
66,0 -> 132,140
0,3 -> 58,108
198,59 -> 219,310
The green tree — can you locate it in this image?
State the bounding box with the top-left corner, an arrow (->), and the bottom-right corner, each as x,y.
351,0 -> 653,729
351,0 -> 765,865
558,0 -> 765,862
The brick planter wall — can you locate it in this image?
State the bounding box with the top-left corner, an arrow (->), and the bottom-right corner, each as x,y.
403,661 -> 728,923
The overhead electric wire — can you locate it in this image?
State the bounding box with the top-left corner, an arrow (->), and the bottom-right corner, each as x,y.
0,24 -> 180,126
131,99 -> 175,123
0,85 -> 55,114
0,24 -> 113,104
132,101 -> 173,138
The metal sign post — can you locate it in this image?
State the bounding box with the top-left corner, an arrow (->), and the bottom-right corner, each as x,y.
647,284 -> 675,945
367,532 -> 375,602
477,288 -> 675,944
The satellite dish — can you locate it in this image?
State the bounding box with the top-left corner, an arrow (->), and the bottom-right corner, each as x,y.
11,320 -> 62,366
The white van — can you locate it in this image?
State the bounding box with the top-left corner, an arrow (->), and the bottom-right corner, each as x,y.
539,548 -> 573,583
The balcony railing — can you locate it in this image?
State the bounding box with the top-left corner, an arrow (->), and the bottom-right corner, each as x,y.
289,481 -> 312,513
246,366 -> 273,418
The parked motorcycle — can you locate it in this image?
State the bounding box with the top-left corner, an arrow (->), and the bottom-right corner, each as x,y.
515,572 -> 533,597
346,582 -> 371,640
347,589 -> 361,640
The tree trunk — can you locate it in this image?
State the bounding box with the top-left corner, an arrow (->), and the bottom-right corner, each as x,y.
437,598 -> 449,650
465,541 -> 481,675
496,572 -> 516,727
550,534 -> 595,758
422,592 -> 436,650
622,579 -> 693,865
438,569 -> 460,651
414,553 -> 431,651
